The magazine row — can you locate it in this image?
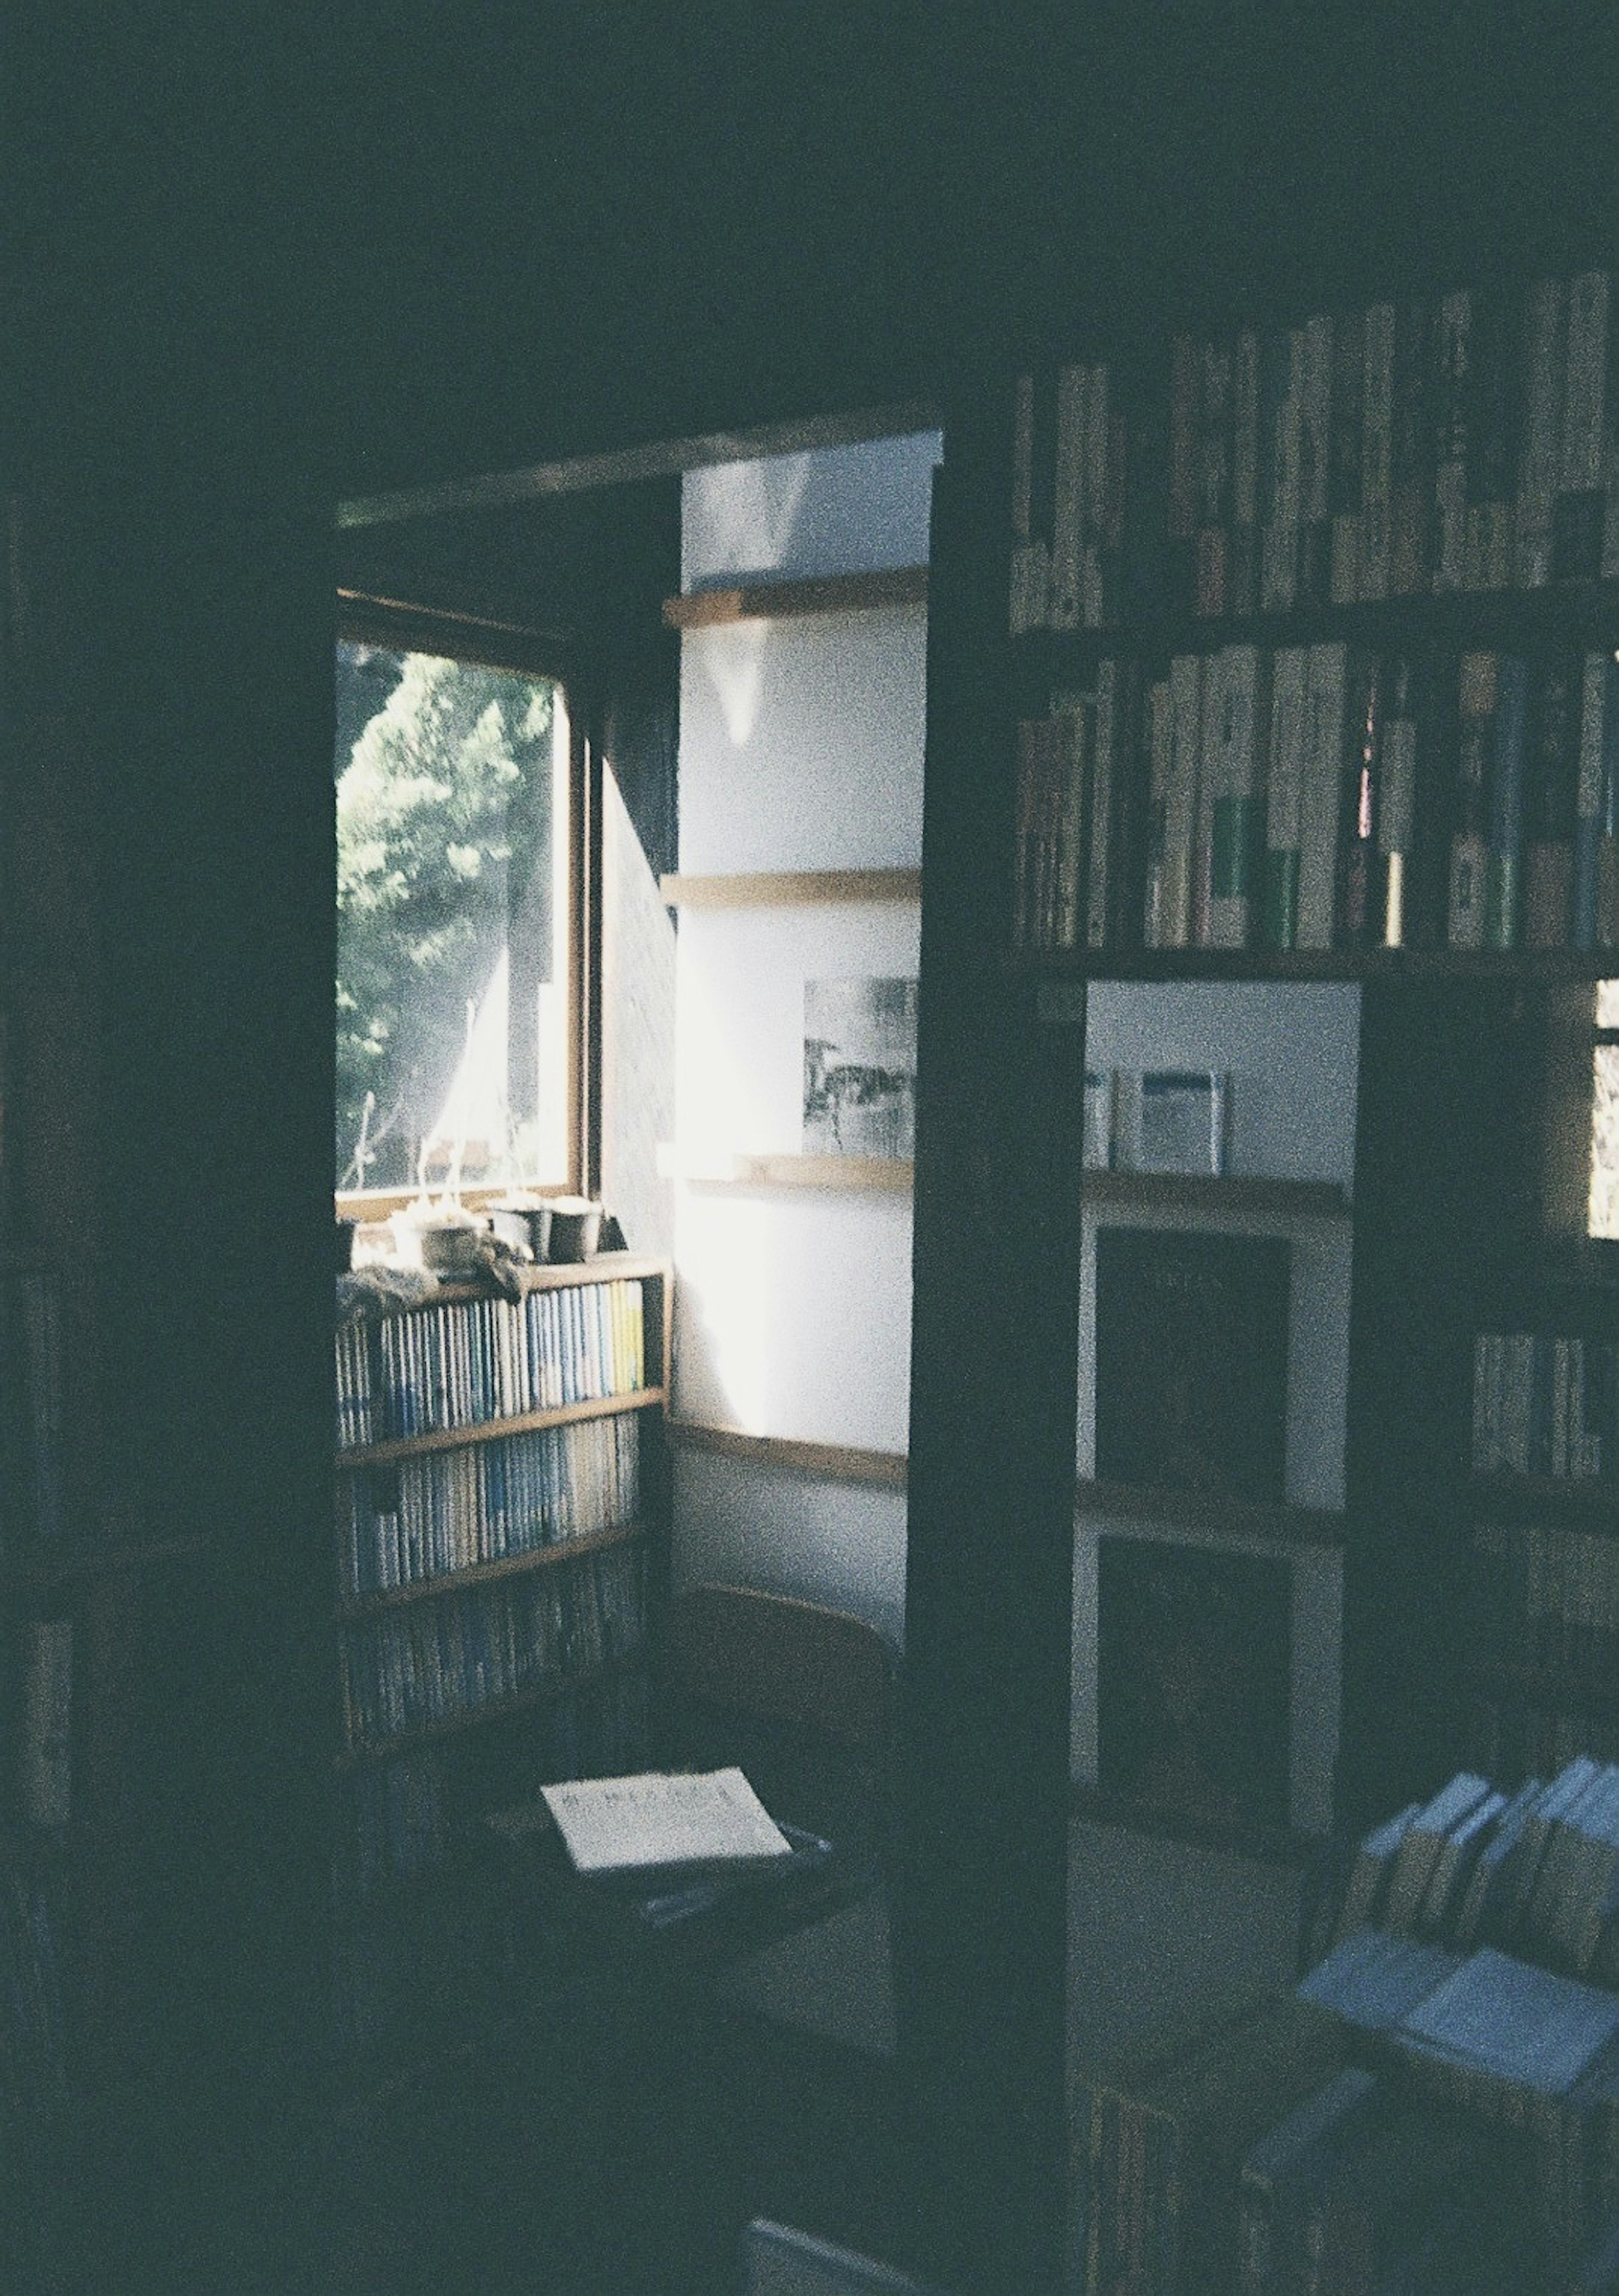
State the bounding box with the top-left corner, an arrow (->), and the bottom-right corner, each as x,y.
1471,1518 -> 1619,1689
333,1274 -> 649,1450
335,1413 -> 642,1602
1472,1330 -> 1619,1482
1013,640 -> 1619,958
337,1539 -> 646,1751
1013,263 -> 1616,638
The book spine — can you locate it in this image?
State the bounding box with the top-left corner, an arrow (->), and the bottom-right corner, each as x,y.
1463,285 -> 1517,592
1229,326 -> 1262,617
1554,266 -> 1612,581
1514,276 -> 1566,589
1193,645 -> 1229,943
1085,662 -> 1120,949
1009,371 -> 1035,633
1084,363 -> 1113,628
1485,653 -> 1530,950
1432,288 -> 1473,594
1336,651 -> 1382,948
1359,301 -> 1396,601
1389,297 -> 1434,595
1523,649 -> 1582,949
1160,653 -> 1202,946
1196,334 -> 1234,618
1328,306 -> 1366,605
1208,643 -> 1265,948
1049,361 -> 1087,632
1167,334 -> 1201,612
1378,655 -> 1419,949
1259,325 -> 1302,614
1264,645 -> 1310,951
1141,674 -> 1174,947
1298,642 -> 1348,950
1448,650 -> 1496,949
1297,312 -> 1335,607
1597,657 -> 1619,949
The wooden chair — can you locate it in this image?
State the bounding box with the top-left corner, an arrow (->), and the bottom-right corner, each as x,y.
654,1581 -> 899,1861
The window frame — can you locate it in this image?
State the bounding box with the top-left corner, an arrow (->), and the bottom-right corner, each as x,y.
333,593 -> 591,1220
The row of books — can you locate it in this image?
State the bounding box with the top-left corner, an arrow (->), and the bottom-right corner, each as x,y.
337,1540 -> 646,1750
1012,640 -> 1619,956
1472,1518 -> 1619,1684
1321,1760 -> 1619,1991
333,1274 -> 649,1450
333,1667 -> 654,1903
1470,1696 -> 1619,1791
335,1413 -> 642,1602
1013,264 -> 1616,638
1473,1330 -> 1619,1481
1286,1944 -> 1616,2294
0,1273 -> 63,1549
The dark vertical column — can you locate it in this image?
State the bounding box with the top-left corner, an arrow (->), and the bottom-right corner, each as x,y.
900,384 -> 1086,2295
1340,978 -> 1546,1831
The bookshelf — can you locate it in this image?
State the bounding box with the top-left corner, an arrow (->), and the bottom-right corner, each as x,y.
904,243 -> 1619,2287
329,1253 -> 670,2078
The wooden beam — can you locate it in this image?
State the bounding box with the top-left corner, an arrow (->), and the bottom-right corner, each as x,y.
659,867 -> 921,909
662,565 -> 928,627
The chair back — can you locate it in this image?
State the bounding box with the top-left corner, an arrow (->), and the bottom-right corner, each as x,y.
657,1583 -> 898,1851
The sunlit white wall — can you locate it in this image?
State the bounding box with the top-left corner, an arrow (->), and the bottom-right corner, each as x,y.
670,433 -> 939,1640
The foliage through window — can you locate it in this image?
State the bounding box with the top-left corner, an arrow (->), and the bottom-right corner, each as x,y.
334,640 -> 572,1198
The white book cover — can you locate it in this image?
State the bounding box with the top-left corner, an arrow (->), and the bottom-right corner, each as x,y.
541,1766 -> 792,1876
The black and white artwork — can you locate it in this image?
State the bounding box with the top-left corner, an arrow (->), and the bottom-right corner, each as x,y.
803,978 -> 918,1158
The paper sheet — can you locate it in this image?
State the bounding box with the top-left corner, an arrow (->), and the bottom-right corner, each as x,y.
539,1766 -> 793,1874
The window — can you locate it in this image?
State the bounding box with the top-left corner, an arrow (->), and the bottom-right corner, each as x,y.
334,634 -> 575,1203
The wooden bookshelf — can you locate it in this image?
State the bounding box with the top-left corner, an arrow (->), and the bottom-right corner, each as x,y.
659,867 -> 921,909
336,1385 -> 667,1470
662,564 -> 928,627
335,1522 -> 647,1620
333,1653 -> 642,1771
1467,1472 -> 1619,1524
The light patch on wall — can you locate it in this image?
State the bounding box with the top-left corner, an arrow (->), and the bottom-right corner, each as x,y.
686,452 -> 813,585
673,1195 -> 776,1436
696,621 -> 772,748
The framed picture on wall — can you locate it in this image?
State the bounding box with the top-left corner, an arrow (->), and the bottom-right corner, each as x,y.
803,979 -> 918,1159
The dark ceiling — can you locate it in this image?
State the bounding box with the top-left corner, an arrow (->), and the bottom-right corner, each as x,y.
8,4 -> 1614,512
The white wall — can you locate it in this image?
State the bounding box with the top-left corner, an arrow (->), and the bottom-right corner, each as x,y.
670,433 -> 940,1642
1068,982 -> 1361,1836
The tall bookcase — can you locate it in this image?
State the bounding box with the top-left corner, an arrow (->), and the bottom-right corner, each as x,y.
902,247 -> 1619,2289
329,1252 -> 671,2085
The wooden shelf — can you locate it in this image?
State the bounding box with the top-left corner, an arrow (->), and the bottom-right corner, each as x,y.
1029,947 -> 1619,988
348,1250 -> 669,1299
659,867 -> 921,909
335,1654 -> 642,1770
662,565 -> 928,627
669,1419 -> 907,1489
1081,1171 -> 1350,1220
334,1386 -> 667,1470
1009,573 -> 1619,666
336,1522 -> 645,1619
659,1151 -> 912,1192
1074,1479 -> 1347,1549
